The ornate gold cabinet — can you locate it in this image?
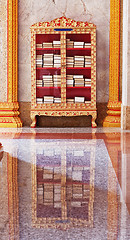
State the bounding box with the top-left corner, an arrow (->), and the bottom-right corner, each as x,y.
30,17 -> 97,127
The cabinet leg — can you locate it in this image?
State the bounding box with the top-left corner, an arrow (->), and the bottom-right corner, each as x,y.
31,115 -> 36,128
92,114 -> 97,128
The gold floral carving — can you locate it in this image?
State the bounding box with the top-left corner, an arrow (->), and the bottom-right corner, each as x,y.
31,16 -> 96,29
103,0 -> 121,127
0,0 -> 22,128
31,17 -> 97,127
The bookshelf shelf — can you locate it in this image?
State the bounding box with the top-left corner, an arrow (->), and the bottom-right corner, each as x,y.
36,87 -> 61,98
36,87 -> 92,89
67,48 -> 91,50
31,17 -> 97,127
36,49 -> 61,55
36,87 -> 61,89
66,87 -> 91,89
36,68 -> 61,70
36,48 -> 61,50
66,67 -> 91,70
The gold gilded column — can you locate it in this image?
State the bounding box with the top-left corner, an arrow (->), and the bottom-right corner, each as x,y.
103,0 -> 121,127
0,0 -> 22,127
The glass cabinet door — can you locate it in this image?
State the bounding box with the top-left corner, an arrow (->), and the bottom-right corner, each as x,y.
66,33 -> 91,104
36,33 -> 61,104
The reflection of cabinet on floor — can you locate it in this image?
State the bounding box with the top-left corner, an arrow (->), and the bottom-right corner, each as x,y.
32,140 -> 95,228
30,17 -> 97,127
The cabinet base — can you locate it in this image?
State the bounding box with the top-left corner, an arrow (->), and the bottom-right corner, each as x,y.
30,111 -> 97,128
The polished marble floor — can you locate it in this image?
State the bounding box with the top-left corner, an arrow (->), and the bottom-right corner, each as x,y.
0,128 -> 130,240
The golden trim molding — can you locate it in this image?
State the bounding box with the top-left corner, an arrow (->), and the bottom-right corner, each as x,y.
0,0 -> 22,127
103,0 -> 121,127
